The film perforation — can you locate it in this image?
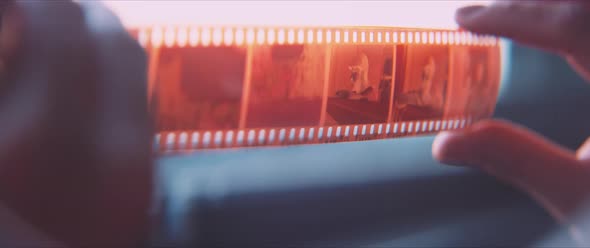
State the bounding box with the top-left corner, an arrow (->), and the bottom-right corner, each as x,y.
163,27 -> 175,47
212,27 -> 223,46
408,122 -> 414,134
200,27 -> 211,46
148,117 -> 490,151
308,127 -> 316,142
138,26 -> 499,48
178,132 -> 188,148
234,28 -> 244,45
418,31 -> 425,44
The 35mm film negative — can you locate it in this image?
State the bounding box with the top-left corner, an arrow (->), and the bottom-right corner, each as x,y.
129,26 -> 501,152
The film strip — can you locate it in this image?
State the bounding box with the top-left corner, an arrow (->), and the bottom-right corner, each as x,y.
129,26 -> 501,152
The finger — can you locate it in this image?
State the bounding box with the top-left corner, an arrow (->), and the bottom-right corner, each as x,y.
78,1 -> 151,165
433,120 -> 590,222
455,1 -> 590,55
432,120 -> 579,188
0,0 -> 104,246
78,2 -> 153,246
0,0 -> 97,160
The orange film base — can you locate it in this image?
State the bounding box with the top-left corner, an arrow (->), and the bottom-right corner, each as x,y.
129,26 -> 501,152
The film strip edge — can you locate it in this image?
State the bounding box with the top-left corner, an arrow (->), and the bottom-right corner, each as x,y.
136,26 -> 499,48
154,116 -> 475,152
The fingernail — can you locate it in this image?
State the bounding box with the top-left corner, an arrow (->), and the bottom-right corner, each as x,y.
455,5 -> 486,24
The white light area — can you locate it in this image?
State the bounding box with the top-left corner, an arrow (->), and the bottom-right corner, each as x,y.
104,1 -> 492,29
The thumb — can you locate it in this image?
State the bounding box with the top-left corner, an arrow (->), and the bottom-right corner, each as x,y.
433,120 -> 590,223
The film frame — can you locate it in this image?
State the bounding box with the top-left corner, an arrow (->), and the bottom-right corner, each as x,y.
129,26 -> 501,152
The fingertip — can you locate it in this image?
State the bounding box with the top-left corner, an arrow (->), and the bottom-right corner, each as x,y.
455,5 -> 487,29
432,130 -> 469,165
432,120 -> 511,166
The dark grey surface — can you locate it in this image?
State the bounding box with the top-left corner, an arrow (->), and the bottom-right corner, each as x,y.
151,42 -> 590,247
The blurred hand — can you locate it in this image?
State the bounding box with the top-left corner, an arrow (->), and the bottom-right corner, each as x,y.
433,0 -> 590,240
0,1 -> 152,247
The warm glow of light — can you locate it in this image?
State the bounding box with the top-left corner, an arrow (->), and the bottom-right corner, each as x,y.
235,28 -> 244,45
138,29 -> 148,47
435,31 -> 441,44
268,29 -> 276,44
287,29 -> 295,44
429,32 -> 435,44
307,30 -> 314,44
151,26 -> 163,47
177,27 -> 188,47
223,28 -> 234,46
316,30 -> 323,43
212,28 -> 223,46
246,28 -> 255,45
201,27 -> 211,46
297,29 -> 304,44
105,1 -> 493,30
164,27 -> 175,47
189,27 -> 199,46
277,29 -> 285,44
460,32 -> 466,45
256,29 -> 265,45
326,30 -> 332,43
